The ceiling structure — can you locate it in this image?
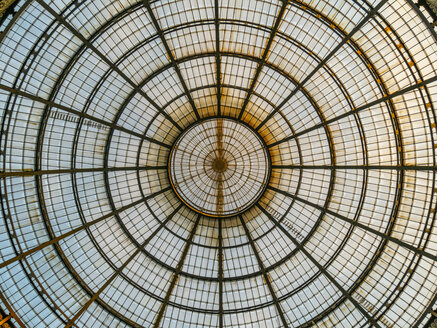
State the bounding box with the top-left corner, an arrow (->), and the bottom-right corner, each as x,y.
0,0 -> 436,327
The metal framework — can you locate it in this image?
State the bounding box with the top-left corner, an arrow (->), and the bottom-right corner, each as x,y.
0,0 -> 436,327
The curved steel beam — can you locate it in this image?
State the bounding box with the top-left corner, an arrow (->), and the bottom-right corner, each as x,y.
256,0 -> 390,131
258,205 -> 382,328
237,0 -> 288,119
267,185 -> 437,262
267,75 -> 437,149
153,214 -> 201,328
145,0 -> 200,120
65,203 -> 184,328
35,0 -> 183,132
0,187 -> 171,269
238,214 -> 289,328
0,83 -> 171,149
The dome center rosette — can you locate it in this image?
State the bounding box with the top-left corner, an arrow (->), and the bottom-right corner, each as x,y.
168,118 -> 271,217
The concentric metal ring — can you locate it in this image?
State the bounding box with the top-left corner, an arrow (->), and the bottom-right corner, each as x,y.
168,118 -> 271,217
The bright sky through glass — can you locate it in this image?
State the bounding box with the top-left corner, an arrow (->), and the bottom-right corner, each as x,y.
0,0 -> 436,327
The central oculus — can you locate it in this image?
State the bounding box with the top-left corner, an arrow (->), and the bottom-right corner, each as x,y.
168,118 -> 270,217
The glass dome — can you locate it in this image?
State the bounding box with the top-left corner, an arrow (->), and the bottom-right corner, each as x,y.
0,0 -> 436,327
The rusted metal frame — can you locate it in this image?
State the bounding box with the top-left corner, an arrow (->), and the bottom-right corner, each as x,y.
260,7 -> 418,323
215,0 -> 221,117
342,11 -> 405,325
0,289 -> 23,327
422,309 -> 437,328
218,218 -> 224,328
417,0 -> 437,26
0,83 -> 171,149
0,0 -> 15,18
0,2 -> 384,328
0,166 -> 166,178
3,0 -> 432,324
272,164 -> 437,171
258,206 -> 382,328
380,2 -> 437,326
114,38 -> 363,120
64,203 -> 183,328
238,214 -> 289,327
352,8 -> 436,326
0,0 -> 31,44
406,7 -> 437,325
0,314 -> 11,325
144,0 -> 201,120
0,0 -> 18,27
237,0 -> 288,120
255,0 -> 389,131
267,185 -> 437,263
267,74 -> 437,149
216,13 -> 408,326
2,24 -> 422,276
281,11 -> 378,325
0,305 -> 11,327
35,0 -> 182,132
216,119 -> 224,214
0,187 -> 170,270
153,214 -> 201,328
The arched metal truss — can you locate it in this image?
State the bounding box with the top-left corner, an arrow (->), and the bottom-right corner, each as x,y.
0,0 -> 436,327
